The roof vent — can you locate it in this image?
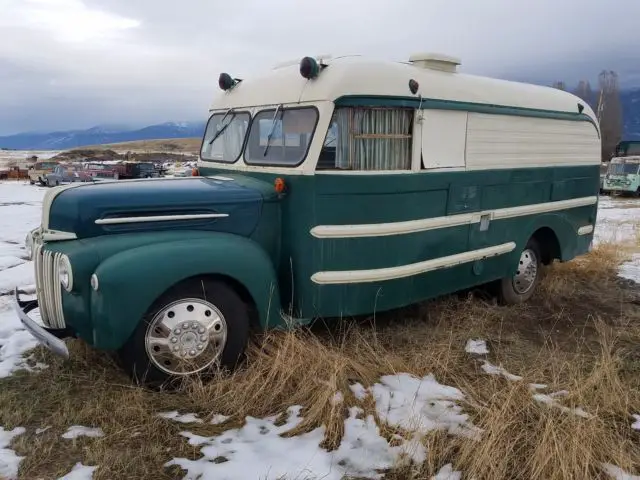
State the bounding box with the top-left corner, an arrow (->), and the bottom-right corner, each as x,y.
408,52 -> 461,73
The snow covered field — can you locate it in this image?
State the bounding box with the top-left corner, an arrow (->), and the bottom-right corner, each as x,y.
0,180 -> 638,480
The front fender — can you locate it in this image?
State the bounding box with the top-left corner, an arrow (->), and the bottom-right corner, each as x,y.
90,234 -> 282,350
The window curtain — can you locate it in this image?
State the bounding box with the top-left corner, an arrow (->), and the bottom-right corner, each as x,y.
334,108 -> 412,170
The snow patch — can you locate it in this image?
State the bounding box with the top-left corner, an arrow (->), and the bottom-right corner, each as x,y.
631,414 -> 640,431
61,426 -> 105,439
0,299 -> 41,378
168,374 -> 478,479
169,405 -> 428,480
210,414 -> 230,425
532,393 -> 592,419
57,462 -> 98,480
370,373 -> 480,439
602,463 -> 640,480
465,339 -> 489,355
618,254 -> 640,284
157,411 -> 203,424
0,427 -> 26,480
481,361 -> 523,382
432,463 -> 462,480
330,391 -> 344,406
350,382 -> 368,400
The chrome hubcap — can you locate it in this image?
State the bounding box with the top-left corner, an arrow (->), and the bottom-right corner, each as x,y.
145,298 -> 227,375
512,248 -> 538,294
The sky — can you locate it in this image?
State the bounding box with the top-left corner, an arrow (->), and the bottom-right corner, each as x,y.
0,0 -> 639,136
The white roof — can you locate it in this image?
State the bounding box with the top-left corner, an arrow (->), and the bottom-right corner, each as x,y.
611,155 -> 640,163
209,54 -> 597,122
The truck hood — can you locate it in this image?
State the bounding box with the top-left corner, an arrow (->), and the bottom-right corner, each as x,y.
44,176 -> 272,240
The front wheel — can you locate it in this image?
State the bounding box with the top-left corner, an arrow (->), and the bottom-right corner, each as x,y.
497,238 -> 542,305
118,278 -> 250,387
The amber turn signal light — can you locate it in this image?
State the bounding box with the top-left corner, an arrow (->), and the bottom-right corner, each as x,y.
274,177 -> 286,193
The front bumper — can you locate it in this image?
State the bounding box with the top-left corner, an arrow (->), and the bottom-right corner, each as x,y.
12,288 -> 71,359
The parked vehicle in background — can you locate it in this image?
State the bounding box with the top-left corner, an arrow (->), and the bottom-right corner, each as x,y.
602,156 -> 640,196
14,52 -> 601,387
614,140 -> 640,157
84,162 -> 121,180
118,161 -> 162,179
28,161 -> 58,185
44,164 -> 94,187
602,141 -> 640,196
599,163 -> 608,194
0,166 -> 29,180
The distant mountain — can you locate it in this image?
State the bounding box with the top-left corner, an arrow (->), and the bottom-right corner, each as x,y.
621,89 -> 640,140
0,121 -> 206,150
1,88 -> 639,150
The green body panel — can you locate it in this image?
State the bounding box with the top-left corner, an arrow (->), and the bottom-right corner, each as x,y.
199,164 -> 599,320
47,231 -> 281,350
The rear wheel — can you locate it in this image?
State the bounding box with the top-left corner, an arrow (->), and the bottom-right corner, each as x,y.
497,238 -> 542,305
118,278 -> 250,388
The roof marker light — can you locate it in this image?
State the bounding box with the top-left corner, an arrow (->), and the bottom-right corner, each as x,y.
409,79 -> 420,95
299,56 -> 326,80
218,73 -> 242,91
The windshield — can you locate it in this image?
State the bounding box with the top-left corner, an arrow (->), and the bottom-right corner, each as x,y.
201,111 -> 250,163
34,162 -> 56,169
245,107 -> 318,167
608,162 -> 640,175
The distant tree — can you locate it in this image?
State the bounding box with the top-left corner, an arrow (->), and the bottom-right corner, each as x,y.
597,70 -> 624,160
549,73 -> 624,161
573,80 -> 595,111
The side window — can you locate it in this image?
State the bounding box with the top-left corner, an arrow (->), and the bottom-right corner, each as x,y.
317,107 -> 413,171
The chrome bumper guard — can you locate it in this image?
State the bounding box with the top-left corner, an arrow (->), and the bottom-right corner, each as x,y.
12,288 -> 72,359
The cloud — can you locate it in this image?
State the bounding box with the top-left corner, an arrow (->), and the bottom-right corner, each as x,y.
1,0 -> 639,135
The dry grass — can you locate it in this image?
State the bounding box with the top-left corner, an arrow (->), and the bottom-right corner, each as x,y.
79,138 -> 201,154
0,244 -> 639,479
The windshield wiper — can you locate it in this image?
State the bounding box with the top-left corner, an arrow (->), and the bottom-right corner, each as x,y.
263,105 -> 284,156
208,108 -> 235,146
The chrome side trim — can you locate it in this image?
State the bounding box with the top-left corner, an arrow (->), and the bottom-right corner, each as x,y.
310,196 -> 598,239
94,213 -> 229,225
311,242 -> 516,284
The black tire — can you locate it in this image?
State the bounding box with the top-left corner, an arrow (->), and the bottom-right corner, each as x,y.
118,277 -> 250,388
497,237 -> 542,305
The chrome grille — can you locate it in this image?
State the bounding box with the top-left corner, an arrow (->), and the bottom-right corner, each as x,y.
33,244 -> 66,329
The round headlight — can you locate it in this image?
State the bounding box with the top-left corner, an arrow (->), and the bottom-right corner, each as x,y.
58,255 -> 73,291
90,273 -> 99,291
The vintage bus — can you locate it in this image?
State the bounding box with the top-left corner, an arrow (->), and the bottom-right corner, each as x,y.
14,53 -> 601,386
602,141 -> 640,196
